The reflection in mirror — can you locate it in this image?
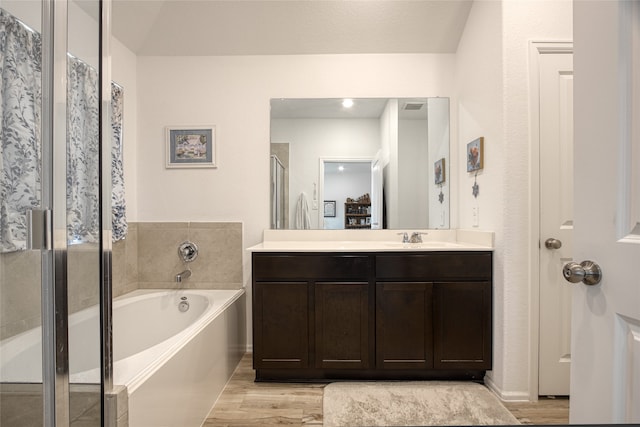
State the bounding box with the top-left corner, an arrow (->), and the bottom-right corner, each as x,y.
270,98 -> 450,230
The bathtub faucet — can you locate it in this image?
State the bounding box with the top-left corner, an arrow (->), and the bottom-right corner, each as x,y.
175,269 -> 192,283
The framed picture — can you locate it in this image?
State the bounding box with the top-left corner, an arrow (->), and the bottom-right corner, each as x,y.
324,200 -> 336,217
467,137 -> 484,172
434,158 -> 446,184
166,126 -> 216,168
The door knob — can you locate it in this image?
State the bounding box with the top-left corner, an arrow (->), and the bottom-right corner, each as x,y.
545,238 -> 562,249
562,260 -> 602,286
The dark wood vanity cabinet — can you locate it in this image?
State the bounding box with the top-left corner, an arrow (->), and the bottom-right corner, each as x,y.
433,281 -> 492,370
252,254 -> 372,373
375,282 -> 433,370
252,251 -> 492,381
375,253 -> 492,371
315,281 -> 372,370
253,281 -> 309,369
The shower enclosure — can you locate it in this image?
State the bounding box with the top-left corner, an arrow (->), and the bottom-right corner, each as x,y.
270,155 -> 285,229
0,0 -> 112,425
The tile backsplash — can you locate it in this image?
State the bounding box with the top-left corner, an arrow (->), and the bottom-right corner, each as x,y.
114,221 -> 243,293
1,221 -> 243,340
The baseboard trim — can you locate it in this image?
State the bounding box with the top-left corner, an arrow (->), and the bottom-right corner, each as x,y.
484,375 -> 531,402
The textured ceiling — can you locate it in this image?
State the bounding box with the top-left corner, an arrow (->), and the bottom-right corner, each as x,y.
111,0 -> 473,56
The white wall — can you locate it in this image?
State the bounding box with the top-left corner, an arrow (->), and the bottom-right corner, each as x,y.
136,54 -> 455,254
427,98 -> 450,229
271,118 -> 380,229
112,37 -> 138,222
455,0 -> 572,400
398,119 -> 429,228
455,0 -> 506,396
380,99 -> 400,228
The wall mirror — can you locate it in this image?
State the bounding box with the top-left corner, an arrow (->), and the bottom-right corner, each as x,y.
270,97 -> 450,230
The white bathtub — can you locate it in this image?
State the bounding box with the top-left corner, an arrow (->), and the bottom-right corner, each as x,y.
0,288 -> 246,427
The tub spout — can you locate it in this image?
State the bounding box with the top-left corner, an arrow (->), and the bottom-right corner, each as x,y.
175,269 -> 191,283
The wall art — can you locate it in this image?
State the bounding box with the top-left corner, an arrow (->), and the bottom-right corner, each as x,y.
166,126 -> 216,168
324,200 -> 336,217
466,137 -> 484,172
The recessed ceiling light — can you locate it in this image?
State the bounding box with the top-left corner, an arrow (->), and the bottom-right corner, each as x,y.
342,99 -> 354,108
338,165 -> 345,172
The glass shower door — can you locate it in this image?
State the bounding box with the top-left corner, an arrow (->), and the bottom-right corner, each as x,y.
0,1 -> 46,425
67,0 -> 104,425
0,0 -> 109,425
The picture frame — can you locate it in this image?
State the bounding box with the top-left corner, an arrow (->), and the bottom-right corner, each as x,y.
466,137 -> 484,172
434,158 -> 446,184
324,200 -> 336,217
166,126 -> 216,168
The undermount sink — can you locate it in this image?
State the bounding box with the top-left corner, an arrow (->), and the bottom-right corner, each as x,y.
382,241 -> 463,249
258,240 -> 472,251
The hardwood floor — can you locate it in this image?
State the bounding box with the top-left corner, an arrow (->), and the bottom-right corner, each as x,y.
204,353 -> 569,426
503,398 -> 570,425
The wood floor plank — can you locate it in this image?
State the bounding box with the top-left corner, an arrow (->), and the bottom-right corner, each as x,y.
503,397 -> 570,425
205,353 -> 569,426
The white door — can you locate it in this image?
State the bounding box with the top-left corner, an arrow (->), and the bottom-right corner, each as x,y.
538,50 -> 573,396
571,1 -> 640,423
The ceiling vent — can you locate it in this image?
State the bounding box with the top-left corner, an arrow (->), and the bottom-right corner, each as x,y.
403,102 -> 425,111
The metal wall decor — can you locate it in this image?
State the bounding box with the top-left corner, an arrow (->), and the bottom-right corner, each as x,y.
472,173 -> 480,198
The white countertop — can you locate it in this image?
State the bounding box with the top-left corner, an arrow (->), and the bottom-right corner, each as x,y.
247,229 -> 494,252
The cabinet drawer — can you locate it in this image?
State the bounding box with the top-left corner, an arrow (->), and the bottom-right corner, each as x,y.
253,254 -> 370,281
376,252 -> 492,281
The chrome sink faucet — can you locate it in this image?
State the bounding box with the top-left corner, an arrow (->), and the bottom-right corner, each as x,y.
409,232 -> 428,243
409,232 -> 422,243
397,232 -> 428,243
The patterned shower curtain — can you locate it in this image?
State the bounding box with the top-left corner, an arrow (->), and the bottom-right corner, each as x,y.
67,56 -> 100,243
0,7 -> 127,252
0,8 -> 42,252
111,83 -> 127,242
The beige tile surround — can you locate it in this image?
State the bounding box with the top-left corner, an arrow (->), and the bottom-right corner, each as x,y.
1,221 -> 243,340
0,250 -> 42,340
133,221 -> 243,290
0,243 -> 103,340
112,221 -> 244,294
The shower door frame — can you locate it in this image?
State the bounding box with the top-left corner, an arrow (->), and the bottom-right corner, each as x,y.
39,0 -> 113,425
41,0 -> 71,424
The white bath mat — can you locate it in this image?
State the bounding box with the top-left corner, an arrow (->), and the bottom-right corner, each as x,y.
323,381 -> 520,426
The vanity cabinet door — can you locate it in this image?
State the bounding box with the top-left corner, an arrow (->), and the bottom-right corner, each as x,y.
433,281 -> 492,369
253,282 -> 309,369
375,282 -> 433,369
315,282 -> 372,369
